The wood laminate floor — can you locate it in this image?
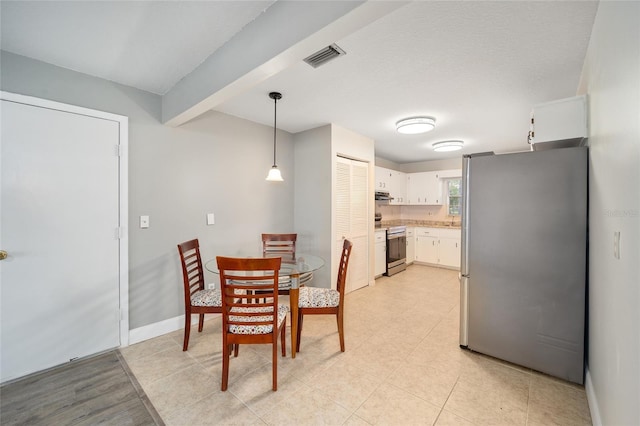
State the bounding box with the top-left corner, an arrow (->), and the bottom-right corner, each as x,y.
0,350 -> 163,425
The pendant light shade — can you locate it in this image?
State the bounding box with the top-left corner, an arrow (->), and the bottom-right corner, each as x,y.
266,166 -> 283,181
266,92 -> 284,182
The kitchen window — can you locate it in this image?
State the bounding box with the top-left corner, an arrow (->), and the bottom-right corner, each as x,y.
446,178 -> 461,215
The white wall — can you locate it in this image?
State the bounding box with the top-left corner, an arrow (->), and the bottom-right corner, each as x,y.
374,156 -> 401,170
577,2 -> 640,425
401,157 -> 463,173
375,155 -> 462,174
0,51 -> 295,330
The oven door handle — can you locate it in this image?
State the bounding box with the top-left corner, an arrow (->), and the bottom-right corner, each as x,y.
387,234 -> 406,240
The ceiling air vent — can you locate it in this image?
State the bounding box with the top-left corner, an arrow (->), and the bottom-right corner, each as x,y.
303,44 -> 346,68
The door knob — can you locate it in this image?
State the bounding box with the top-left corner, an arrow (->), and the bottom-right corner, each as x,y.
0,250 -> 7,260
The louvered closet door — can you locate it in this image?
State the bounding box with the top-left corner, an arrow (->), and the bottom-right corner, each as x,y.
336,156 -> 369,293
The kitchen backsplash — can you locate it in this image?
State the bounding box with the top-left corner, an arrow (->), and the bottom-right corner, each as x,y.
376,203 -> 460,225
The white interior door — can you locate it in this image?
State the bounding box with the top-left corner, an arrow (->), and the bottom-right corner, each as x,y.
335,156 -> 369,293
1,95 -> 125,382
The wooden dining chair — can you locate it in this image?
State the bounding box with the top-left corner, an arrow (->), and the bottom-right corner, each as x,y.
177,239 -> 222,351
217,256 -> 288,391
260,233 -> 301,298
262,233 -> 297,261
296,239 -> 353,353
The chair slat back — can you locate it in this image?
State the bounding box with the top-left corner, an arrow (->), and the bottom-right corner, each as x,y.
336,239 -> 353,298
178,239 -> 205,298
217,257 -> 282,330
262,233 -> 297,260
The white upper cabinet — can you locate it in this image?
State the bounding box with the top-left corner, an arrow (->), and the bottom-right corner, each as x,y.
374,166 -> 390,191
407,171 -> 443,205
529,95 -> 588,148
375,167 -> 461,206
389,169 -> 406,204
375,166 -> 406,204
406,172 -> 422,204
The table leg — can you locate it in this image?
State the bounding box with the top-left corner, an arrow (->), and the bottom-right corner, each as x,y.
289,278 -> 299,359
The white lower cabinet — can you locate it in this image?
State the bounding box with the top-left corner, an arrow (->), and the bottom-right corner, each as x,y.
416,234 -> 438,264
375,230 -> 386,277
414,227 -> 461,269
406,227 -> 415,264
438,237 -> 461,268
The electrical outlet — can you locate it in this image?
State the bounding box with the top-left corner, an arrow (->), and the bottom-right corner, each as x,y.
613,231 -> 621,259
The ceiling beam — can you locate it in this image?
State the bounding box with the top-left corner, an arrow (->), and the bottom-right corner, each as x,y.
162,0 -> 407,127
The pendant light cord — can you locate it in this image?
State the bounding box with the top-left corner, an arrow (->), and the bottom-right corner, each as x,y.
273,96 -> 278,167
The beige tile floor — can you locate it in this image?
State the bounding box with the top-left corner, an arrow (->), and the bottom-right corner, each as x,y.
121,265 -> 592,426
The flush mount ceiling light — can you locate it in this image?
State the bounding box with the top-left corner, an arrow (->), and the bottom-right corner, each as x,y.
266,91 -> 283,182
396,116 -> 436,134
433,140 -> 464,152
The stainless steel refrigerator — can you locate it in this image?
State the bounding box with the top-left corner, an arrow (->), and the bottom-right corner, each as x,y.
459,147 -> 587,384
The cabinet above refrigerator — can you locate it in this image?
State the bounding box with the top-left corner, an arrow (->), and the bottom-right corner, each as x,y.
528,95 -> 588,150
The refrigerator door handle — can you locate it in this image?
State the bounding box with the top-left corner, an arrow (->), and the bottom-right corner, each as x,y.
459,155 -> 471,348
459,274 -> 469,348
460,155 -> 471,277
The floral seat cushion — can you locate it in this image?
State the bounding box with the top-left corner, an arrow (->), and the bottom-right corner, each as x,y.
298,286 -> 340,308
228,304 -> 289,334
190,289 -> 222,307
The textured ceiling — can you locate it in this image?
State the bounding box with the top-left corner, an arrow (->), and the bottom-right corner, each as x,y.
0,1 -> 598,163
215,1 -> 598,163
0,1 -> 275,94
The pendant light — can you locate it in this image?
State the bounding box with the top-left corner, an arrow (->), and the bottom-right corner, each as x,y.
266,92 -> 283,181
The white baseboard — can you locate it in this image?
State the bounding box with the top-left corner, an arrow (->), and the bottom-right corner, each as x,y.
585,366 -> 602,426
127,313 -> 220,346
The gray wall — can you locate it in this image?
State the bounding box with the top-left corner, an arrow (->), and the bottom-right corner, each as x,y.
293,125 -> 333,287
1,51 -> 295,330
577,2 -> 640,424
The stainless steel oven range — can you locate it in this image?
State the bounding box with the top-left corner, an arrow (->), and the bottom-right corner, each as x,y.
386,226 -> 407,276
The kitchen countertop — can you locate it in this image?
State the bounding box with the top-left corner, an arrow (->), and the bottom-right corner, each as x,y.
376,220 -> 461,230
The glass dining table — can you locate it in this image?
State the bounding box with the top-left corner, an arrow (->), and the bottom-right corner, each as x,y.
204,254 -> 325,359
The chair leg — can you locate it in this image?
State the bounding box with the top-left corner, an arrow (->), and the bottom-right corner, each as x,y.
296,311 -> 303,353
183,312 -> 191,351
198,313 -> 205,332
281,318 -> 287,357
337,311 -> 345,352
272,339 -> 278,391
221,338 -> 230,391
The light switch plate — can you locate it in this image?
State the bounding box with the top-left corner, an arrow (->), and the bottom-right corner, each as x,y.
207,213 -> 215,225
140,215 -> 149,229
